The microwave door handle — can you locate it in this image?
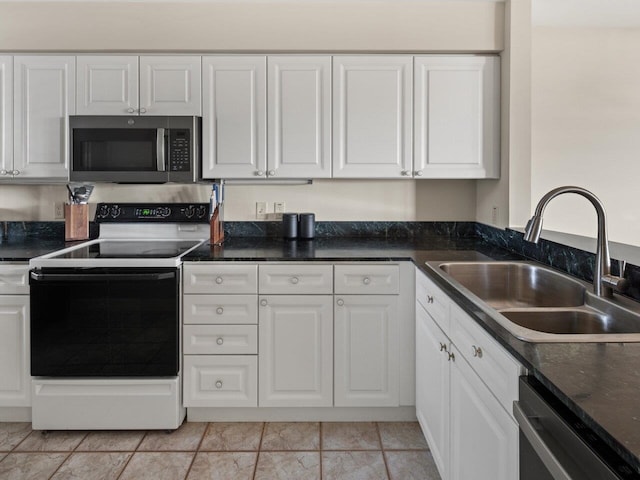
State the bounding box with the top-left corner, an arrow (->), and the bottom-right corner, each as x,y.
156,128 -> 166,172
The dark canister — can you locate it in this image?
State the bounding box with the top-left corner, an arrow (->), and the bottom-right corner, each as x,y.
282,213 -> 298,239
298,213 -> 316,239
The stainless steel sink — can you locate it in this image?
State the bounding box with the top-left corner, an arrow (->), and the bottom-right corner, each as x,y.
431,261 -> 640,343
438,262 -> 586,309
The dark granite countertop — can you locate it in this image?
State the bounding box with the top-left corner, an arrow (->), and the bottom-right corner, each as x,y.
4,233 -> 640,472
185,236 -> 640,474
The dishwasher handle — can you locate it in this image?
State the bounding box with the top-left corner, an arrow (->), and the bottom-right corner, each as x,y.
30,271 -> 175,283
513,401 -> 573,480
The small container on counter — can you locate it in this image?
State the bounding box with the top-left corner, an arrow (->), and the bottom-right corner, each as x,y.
298,213 -> 315,240
282,213 -> 298,239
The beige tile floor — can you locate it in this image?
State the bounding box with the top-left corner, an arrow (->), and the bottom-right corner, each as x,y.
0,421 -> 441,480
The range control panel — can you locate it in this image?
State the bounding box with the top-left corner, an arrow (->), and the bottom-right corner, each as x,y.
95,203 -> 210,223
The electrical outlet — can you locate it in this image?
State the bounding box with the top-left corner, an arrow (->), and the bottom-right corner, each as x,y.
491,206 -> 499,225
256,201 -> 267,220
274,202 -> 286,220
54,202 -> 65,220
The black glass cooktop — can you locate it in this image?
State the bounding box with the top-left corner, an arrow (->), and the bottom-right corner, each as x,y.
54,240 -> 202,259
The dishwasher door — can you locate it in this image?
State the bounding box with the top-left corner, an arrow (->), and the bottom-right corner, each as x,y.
514,376 -> 639,480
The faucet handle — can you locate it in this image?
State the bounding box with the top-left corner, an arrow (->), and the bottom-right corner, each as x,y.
618,259 -> 627,277
602,260 -> 629,293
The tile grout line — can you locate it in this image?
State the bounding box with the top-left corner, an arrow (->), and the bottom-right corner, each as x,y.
319,422 -> 323,480
183,422 -> 209,480
376,422 -> 393,480
9,426 -> 35,453
115,429 -> 151,480
252,422 -> 267,480
47,430 -> 89,480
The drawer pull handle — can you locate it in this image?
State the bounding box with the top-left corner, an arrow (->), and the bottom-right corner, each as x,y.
363,277 -> 371,285
427,295 -> 434,304
216,337 -> 224,345
215,380 -> 223,389
447,352 -> 455,362
336,299 -> 344,307
439,342 -> 447,352
290,276 -> 299,284
260,299 -> 268,307
215,277 -> 223,284
472,345 -> 483,358
216,307 -> 224,315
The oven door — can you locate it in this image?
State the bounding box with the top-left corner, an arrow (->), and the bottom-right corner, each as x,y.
29,267 -> 179,377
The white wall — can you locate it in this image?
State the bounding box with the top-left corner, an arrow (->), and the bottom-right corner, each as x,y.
531,25 -> 640,247
0,0 -> 500,223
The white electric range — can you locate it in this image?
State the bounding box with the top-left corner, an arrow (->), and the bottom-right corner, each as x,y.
28,203 -> 210,431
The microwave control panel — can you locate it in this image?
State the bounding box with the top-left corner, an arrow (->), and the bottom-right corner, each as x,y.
169,130 -> 191,172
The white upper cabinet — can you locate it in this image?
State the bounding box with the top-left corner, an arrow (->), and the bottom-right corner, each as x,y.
76,55 -> 201,116
201,56 -> 267,179
267,56 -> 331,178
0,57 -> 12,179
139,56 -> 201,116
13,56 -> 75,182
414,56 -> 500,178
333,56 -> 413,178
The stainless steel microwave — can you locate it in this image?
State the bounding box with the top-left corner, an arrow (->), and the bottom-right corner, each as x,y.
69,116 -> 201,183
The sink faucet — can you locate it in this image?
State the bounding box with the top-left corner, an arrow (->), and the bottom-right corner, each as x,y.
523,186 -> 626,298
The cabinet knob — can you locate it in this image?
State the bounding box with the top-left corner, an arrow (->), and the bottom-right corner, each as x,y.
216,307 -> 224,315
139,108 -> 147,114
256,170 -> 265,176
260,299 -> 268,307
362,277 -> 371,285
447,352 -> 455,362
268,170 -> 276,176
216,337 -> 224,346
215,277 -> 223,284
127,108 -> 135,114
0,170 -> 7,175
336,299 -> 344,307
439,342 -> 447,352
11,170 -> 19,176
427,295 -> 434,304
414,170 -> 424,177
290,276 -> 299,284
401,170 -> 411,176
472,345 -> 483,358
215,380 -> 223,389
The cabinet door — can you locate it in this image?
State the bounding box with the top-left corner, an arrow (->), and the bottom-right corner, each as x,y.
202,56 -> 267,179
267,56 -> 331,178
449,347 -> 519,480
140,56 -> 201,116
13,56 -> 75,181
414,56 -> 500,178
76,56 -> 139,115
415,304 -> 450,480
259,295 -> 333,407
0,295 -> 30,406
333,56 -> 412,178
334,295 -> 399,407
0,56 -> 12,179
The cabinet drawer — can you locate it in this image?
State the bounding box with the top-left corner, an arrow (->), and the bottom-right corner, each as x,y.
416,269 -> 450,333
184,325 -> 257,355
183,355 -> 257,407
449,303 -> 522,416
334,265 -> 399,295
183,295 -> 257,325
0,265 -> 29,295
259,264 -> 333,294
183,264 -> 257,294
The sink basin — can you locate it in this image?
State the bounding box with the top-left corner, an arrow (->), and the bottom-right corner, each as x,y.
438,262 -> 586,309
431,261 -> 640,343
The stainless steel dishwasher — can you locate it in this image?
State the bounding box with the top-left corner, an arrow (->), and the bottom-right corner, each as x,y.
514,376 -> 640,480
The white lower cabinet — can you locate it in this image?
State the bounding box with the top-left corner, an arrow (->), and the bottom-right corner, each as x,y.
258,294 -> 333,407
415,268 -> 522,480
334,295 -> 399,407
0,264 -> 30,407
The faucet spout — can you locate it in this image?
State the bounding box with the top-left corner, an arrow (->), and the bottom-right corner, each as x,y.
523,186 -> 616,298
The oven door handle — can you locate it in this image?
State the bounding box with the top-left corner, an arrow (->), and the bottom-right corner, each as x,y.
30,271 -> 175,282
513,401 -> 572,480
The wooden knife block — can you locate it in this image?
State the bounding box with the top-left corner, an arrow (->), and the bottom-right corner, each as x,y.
210,207 -> 225,245
64,204 -> 89,241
